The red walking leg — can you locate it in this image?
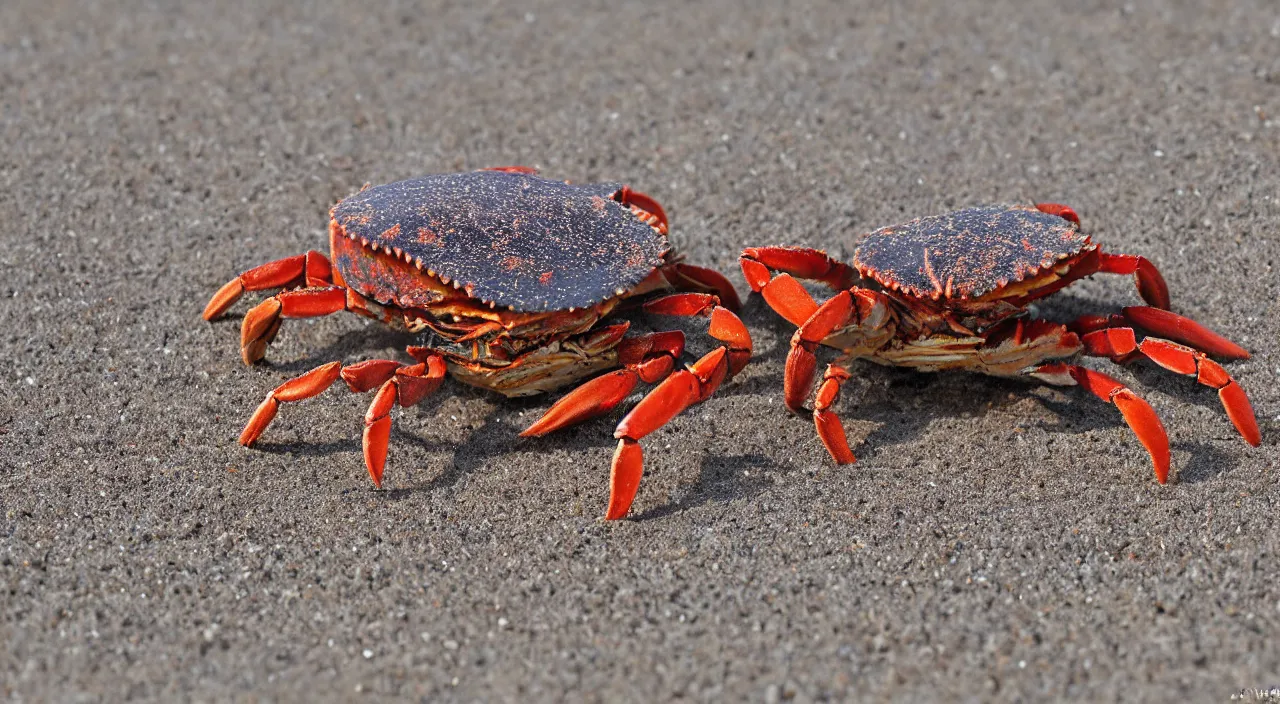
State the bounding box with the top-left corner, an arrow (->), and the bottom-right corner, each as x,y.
1033,202 -> 1170,310
519,331 -> 686,438
238,355 -> 446,487
360,356 -> 447,487
1030,362 -> 1171,483
203,250 -> 332,320
1070,306 -> 1249,361
239,286 -> 392,365
739,246 -> 857,326
813,365 -> 856,465
1080,328 -> 1260,446
599,292 -> 752,519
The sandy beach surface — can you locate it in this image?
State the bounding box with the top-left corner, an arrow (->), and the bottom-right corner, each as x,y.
3,1 -> 1278,700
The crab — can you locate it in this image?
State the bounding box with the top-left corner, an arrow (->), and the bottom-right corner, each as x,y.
203,167 -> 751,519
740,202 -> 1260,482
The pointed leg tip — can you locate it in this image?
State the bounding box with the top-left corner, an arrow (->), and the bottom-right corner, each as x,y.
366,458 -> 386,488
363,416 -> 391,489
602,506 -> 630,521
1218,383 -> 1262,447
1242,426 -> 1262,448
606,439 -> 644,522
241,343 -> 267,365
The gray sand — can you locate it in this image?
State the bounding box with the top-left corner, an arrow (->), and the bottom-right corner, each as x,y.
3,1 -> 1278,700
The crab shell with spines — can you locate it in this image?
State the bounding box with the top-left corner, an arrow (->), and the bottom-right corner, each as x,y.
741,201 -> 1259,486
203,167 -> 752,520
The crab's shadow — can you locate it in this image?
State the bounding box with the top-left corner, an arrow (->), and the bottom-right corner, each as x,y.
247,287 -> 1253,505
633,453 -> 777,520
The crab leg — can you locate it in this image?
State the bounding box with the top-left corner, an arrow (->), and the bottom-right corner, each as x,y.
597,292 -> 752,519
1033,202 -> 1081,225
239,286 -> 391,364
519,331 -> 686,437
785,291 -> 855,410
1070,306 -> 1249,360
1095,253 -> 1171,311
203,250 -> 333,321
360,355 -> 447,487
1032,203 -> 1171,310
778,287 -> 899,465
813,365 -> 856,464
1030,362 -> 1171,483
641,293 -> 752,375
609,347 -> 730,520
238,356 -> 446,486
740,246 -> 858,326
668,263 -> 743,311
239,361 -> 346,447
1079,328 -> 1260,446
615,186 -> 669,234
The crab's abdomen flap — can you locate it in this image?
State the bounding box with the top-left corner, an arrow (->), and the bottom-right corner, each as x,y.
330,171 -> 668,312
852,204 -> 1089,300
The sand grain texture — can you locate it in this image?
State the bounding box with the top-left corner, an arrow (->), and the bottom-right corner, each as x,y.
2,1 -> 1278,701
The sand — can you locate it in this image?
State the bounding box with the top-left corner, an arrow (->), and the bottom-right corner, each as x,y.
2,1 -> 1278,700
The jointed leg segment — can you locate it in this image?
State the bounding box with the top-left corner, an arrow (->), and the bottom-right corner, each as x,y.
1033,203 -> 1171,310
740,247 -> 856,326
202,251 -> 333,321
1079,326 -> 1260,446
1030,362 -> 1171,482
522,291 -> 752,519
813,365 -> 856,464
238,354 -> 446,486
237,286 -> 393,365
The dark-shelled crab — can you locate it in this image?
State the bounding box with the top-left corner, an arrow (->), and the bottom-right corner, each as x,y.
740,202 -> 1259,481
204,167 -> 751,519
